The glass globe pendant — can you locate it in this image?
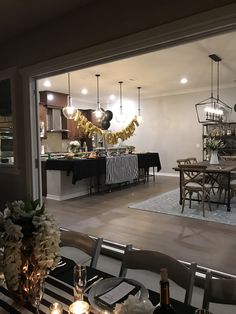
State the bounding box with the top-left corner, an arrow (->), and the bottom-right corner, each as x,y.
62,73 -> 78,120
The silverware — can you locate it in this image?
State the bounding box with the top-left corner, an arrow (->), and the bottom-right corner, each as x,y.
84,277 -> 103,293
56,262 -> 66,268
86,275 -> 98,284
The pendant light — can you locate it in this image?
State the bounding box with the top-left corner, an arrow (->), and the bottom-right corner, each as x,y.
195,54 -> 232,123
62,73 -> 78,119
94,74 -> 104,119
119,81 -> 123,115
137,86 -> 143,123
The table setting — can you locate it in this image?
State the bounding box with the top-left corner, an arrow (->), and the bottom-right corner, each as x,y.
0,199 -> 198,314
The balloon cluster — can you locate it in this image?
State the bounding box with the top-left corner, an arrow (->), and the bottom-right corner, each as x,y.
101,110 -> 113,130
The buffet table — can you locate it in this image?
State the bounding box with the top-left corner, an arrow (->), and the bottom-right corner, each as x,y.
0,257 -> 196,313
44,153 -> 161,200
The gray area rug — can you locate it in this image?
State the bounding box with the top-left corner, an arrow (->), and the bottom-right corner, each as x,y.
129,189 -> 236,226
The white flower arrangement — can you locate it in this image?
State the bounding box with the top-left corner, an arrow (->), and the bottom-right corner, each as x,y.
114,295 -> 154,314
68,140 -> 81,153
0,199 -> 61,291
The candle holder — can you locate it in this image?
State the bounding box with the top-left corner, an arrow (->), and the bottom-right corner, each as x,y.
68,300 -> 89,314
49,302 -> 63,314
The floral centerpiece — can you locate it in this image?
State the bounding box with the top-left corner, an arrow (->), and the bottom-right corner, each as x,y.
0,199 -> 60,305
68,140 -> 81,153
206,137 -> 225,151
206,137 -> 225,165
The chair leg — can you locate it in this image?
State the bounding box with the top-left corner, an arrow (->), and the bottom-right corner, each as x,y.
189,192 -> 192,208
181,192 -> 186,213
202,191 -> 205,217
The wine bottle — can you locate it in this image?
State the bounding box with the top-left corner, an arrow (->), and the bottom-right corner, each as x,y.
153,268 -> 177,313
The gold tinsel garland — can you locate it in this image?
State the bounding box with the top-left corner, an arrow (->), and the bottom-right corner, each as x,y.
74,110 -> 139,145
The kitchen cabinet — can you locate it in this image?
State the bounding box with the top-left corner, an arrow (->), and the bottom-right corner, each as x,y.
62,109 -> 100,150
39,91 -> 68,109
202,122 -> 236,160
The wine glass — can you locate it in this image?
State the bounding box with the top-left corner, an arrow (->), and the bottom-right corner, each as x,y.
32,278 -> 45,314
74,265 -> 87,301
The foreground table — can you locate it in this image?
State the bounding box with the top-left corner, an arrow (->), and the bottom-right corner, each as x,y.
0,257 -> 196,313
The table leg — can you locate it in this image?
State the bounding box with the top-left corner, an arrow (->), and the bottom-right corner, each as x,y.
179,172 -> 183,205
227,172 -> 231,212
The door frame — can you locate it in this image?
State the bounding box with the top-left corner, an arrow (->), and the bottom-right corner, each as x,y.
20,3 -> 236,201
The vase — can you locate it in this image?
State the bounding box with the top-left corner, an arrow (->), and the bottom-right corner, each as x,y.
210,150 -> 219,165
4,239 -> 45,307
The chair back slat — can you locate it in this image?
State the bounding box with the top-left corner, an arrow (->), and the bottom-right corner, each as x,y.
203,271 -> 236,310
60,229 -> 103,268
119,249 -> 196,305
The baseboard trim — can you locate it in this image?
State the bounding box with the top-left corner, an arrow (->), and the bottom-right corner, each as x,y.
156,172 -> 178,177
46,191 -> 89,201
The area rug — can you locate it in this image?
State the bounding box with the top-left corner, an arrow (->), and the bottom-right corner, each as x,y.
129,189 -> 236,226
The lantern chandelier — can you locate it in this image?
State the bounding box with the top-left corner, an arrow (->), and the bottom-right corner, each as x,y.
62,72 -> 78,119
195,54 -> 232,124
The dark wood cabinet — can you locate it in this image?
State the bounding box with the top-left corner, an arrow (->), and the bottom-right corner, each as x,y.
39,91 -> 68,109
62,109 -> 100,150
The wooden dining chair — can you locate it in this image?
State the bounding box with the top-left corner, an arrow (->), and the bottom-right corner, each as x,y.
119,248 -> 197,305
202,271 -> 236,310
60,229 -> 103,268
179,164 -> 212,217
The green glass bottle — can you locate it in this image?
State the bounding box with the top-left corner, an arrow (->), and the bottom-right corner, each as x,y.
153,268 -> 177,313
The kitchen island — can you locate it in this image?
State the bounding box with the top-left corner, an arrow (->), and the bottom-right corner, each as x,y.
43,153 -> 161,200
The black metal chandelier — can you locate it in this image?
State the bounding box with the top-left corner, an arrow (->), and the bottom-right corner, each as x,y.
195,54 -> 232,124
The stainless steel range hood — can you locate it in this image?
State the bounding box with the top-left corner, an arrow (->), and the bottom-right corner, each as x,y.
47,108 -> 69,132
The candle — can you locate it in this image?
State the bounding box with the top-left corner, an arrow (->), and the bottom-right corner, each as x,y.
49,302 -> 63,314
68,300 -> 89,314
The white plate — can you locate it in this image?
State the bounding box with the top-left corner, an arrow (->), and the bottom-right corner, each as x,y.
88,277 -> 149,312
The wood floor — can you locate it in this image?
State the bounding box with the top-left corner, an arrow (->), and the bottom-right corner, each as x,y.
45,175 -> 236,275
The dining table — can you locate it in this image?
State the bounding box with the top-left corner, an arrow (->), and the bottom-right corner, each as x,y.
173,160 -> 236,212
0,257 -> 197,313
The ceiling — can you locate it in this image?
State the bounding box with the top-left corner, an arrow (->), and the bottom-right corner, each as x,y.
37,30 -> 236,107
0,0 -> 94,44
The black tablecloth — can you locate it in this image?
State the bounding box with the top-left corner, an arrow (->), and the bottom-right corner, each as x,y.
46,158 -> 106,184
137,153 -> 161,171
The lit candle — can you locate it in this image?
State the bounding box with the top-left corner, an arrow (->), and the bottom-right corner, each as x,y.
49,302 -> 63,314
68,300 -> 89,314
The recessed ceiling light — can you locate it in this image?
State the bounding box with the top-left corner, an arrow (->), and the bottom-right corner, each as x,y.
81,88 -> 88,95
180,77 -> 188,84
110,94 -> 116,100
43,80 -> 51,88
47,94 -> 54,101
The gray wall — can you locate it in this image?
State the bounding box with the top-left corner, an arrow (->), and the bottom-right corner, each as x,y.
0,0 -> 235,207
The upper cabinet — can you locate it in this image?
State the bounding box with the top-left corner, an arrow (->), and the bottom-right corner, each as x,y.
39,91 -> 68,109
39,91 -> 99,146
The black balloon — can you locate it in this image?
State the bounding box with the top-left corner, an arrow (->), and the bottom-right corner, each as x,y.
101,120 -> 110,130
104,110 -> 113,121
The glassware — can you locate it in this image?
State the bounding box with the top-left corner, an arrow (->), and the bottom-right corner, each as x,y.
74,265 -> 87,301
32,278 -> 45,314
49,302 -> 64,314
68,300 -> 89,314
